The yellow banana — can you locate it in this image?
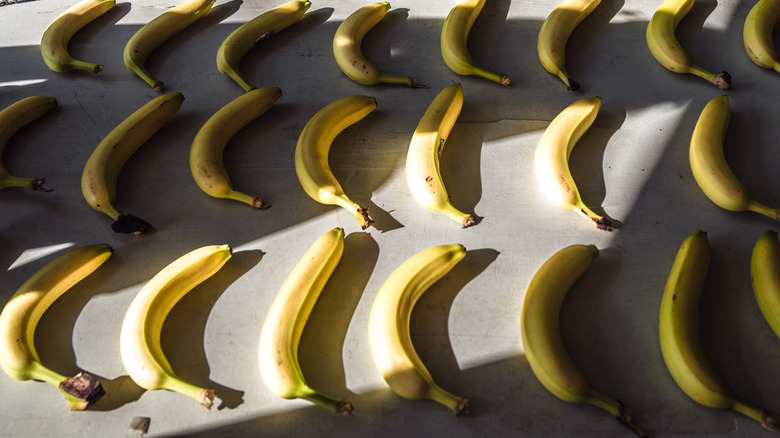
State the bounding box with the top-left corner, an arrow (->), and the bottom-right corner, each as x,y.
406,83 -> 475,228
751,230 -> 780,340
744,0 -> 780,74
533,96 -> 613,230
295,95 -> 376,229
190,87 -> 282,208
81,92 -> 185,234
368,243 -> 468,415
216,0 -> 311,92
258,227 -> 353,414
646,0 -> 731,89
124,0 -> 216,92
660,230 -> 777,431
441,0 -> 510,85
689,95 -> 779,221
0,96 -> 57,192
40,0 -> 116,73
120,244 -> 232,409
333,2 -> 424,88
0,244 -> 112,410
537,0 -> 601,91
521,244 -> 644,436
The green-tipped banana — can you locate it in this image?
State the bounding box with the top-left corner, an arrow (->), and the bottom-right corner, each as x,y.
689,95 -> 779,221
646,0 -> 731,88
0,96 -> 57,192
744,0 -> 780,74
660,230 -> 777,431
258,228 -> 352,414
521,244 -> 644,436
216,0 -> 311,92
368,243 -> 469,415
190,87 -> 282,208
752,230 -> 780,340
0,244 -> 112,410
40,0 -> 116,73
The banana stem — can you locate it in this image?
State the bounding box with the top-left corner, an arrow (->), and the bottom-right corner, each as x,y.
228,191 -> 269,209
378,74 -> 427,88
299,387 -> 353,415
575,206 -> 614,231
732,400 -> 779,432
0,176 -> 51,191
688,65 -> 731,89
748,200 -> 780,222
162,376 -> 215,409
427,385 -> 469,416
67,60 -> 103,74
586,394 -> 645,438
473,67 -> 510,86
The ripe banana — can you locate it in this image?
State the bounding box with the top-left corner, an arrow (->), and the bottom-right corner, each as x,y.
190,87 -> 282,209
40,0 -> 116,73
81,92 -> 185,234
660,230 -> 777,431
120,244 -> 232,409
537,0 -> 601,91
406,83 -> 475,228
216,0 -> 311,92
689,95 -> 779,221
533,96 -> 613,231
441,0 -> 510,85
521,244 -> 644,436
333,2 -> 424,88
295,95 -> 376,229
743,0 -> 780,74
368,243 -> 468,415
124,0 -> 216,92
258,227 -> 353,414
751,230 -> 780,340
0,96 -> 57,192
646,0 -> 731,89
0,244 -> 112,410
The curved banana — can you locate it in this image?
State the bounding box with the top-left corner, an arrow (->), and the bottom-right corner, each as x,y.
689,95 -> 779,221
120,244 -> 232,409
406,83 -> 475,228
521,244 -> 644,436
124,0 -> 216,92
533,96 -> 613,230
646,0 -> 731,89
0,244 -> 112,410
0,96 -> 57,192
441,0 -> 510,85
40,0 -> 116,73
368,243 -> 468,415
81,92 -> 185,234
744,0 -> 780,74
751,230 -> 780,340
190,87 -> 282,208
333,2 -> 424,88
216,0 -> 311,92
258,227 -> 352,414
295,95 -> 376,229
660,230 -> 777,431
537,0 -> 601,91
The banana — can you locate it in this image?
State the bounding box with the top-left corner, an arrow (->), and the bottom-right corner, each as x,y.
751,230 -> 780,340
295,95 -> 376,230
368,243 -> 469,415
646,0 -> 731,89
689,95 -> 779,221
0,244 -> 112,410
120,244 -> 232,409
124,0 -> 216,92
0,96 -> 57,192
533,96 -> 613,231
659,230 -> 777,431
537,0 -> 601,91
441,0 -> 510,85
333,2 -> 425,88
190,87 -> 282,209
216,0 -> 311,92
744,0 -> 780,74
40,0 -> 116,73
406,83 -> 475,228
258,227 -> 353,414
81,92 -> 185,234
521,244 -> 644,436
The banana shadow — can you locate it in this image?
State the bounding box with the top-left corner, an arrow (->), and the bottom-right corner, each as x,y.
297,231 -> 379,401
